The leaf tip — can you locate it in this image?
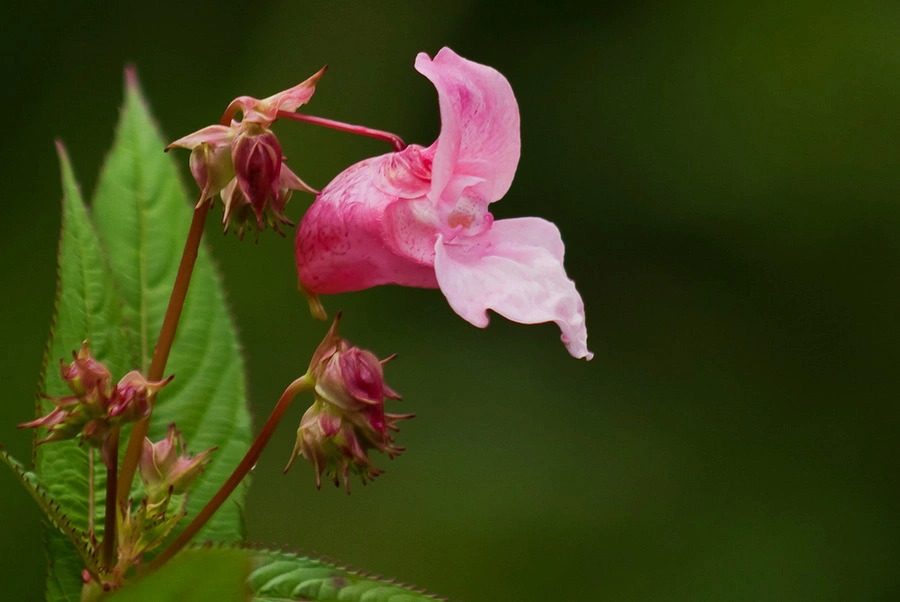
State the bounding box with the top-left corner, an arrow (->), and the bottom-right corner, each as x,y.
54,139 -> 70,165
124,63 -> 140,92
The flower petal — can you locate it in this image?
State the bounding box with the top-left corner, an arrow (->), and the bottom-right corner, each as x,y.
295,149 -> 439,294
167,124 -> 233,151
235,66 -> 328,125
265,66 -> 327,114
280,163 -> 318,195
415,47 -> 520,208
434,217 -> 592,360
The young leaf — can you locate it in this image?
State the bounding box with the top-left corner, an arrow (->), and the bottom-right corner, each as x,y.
105,549 -> 251,602
247,549 -> 445,602
90,69 -> 252,544
37,143 -> 132,601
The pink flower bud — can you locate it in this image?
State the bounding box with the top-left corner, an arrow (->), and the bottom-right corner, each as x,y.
107,371 -> 173,424
139,423 -> 216,500
232,127 -> 282,220
139,423 -> 180,489
59,341 -> 113,403
284,317 -> 411,492
189,141 -> 235,203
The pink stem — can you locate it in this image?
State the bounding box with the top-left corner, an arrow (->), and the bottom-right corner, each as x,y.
117,201 -> 211,506
276,111 -> 407,152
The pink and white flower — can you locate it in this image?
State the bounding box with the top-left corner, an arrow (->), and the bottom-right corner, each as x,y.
295,48 -> 592,359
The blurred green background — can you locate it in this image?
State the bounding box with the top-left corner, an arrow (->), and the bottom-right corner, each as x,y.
2,1 -> 899,600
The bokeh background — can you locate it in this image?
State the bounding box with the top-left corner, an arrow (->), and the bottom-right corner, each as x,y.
2,1 -> 899,600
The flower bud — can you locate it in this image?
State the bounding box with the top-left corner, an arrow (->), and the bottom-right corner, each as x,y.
232,127 -> 282,219
139,423 -> 180,488
139,423 -> 216,501
107,371 -> 172,424
284,316 -> 412,492
168,70 -> 324,239
59,341 -> 113,405
20,345 -> 173,454
190,142 -> 235,204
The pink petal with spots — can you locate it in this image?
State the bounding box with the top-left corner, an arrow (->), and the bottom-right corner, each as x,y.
295,148 -> 439,294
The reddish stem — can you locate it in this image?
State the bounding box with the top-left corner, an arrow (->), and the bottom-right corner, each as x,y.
117,201 -> 211,506
276,111 -> 407,152
147,375 -> 312,571
101,428 -> 119,568
87,448 -> 95,538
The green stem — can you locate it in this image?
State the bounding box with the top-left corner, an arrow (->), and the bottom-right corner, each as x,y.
117,201 -> 210,506
101,427 -> 119,568
147,375 -> 312,571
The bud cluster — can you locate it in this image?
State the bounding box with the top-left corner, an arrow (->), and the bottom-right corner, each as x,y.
285,318 -> 412,491
111,423 -> 215,569
167,68 -> 325,238
19,342 -> 172,464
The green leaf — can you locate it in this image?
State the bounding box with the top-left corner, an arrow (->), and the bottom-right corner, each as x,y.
90,69 -> 251,544
38,143 -> 132,601
0,447 -> 98,573
46,530 -> 90,602
104,549 -> 251,602
35,72 -> 252,601
247,549 -> 445,602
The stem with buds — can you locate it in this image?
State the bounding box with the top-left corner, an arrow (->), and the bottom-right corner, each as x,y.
114,105 -> 400,572
147,375 -> 313,570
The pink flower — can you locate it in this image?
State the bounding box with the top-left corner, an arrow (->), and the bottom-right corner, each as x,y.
168,68 -> 324,237
295,48 -> 592,360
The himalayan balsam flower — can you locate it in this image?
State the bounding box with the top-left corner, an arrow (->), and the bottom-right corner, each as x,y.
284,317 -> 411,492
168,68 -> 325,237
295,48 -> 592,359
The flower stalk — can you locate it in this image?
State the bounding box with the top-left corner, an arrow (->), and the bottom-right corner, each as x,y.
101,427 -> 119,568
276,111 -> 406,152
117,201 -> 210,507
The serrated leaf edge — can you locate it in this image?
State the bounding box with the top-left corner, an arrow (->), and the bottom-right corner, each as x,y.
225,544 -> 447,602
0,445 -> 101,574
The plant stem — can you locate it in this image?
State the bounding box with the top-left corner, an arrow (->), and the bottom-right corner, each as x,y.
147,375 -> 312,571
117,201 -> 211,506
101,427 -> 119,568
87,448 -> 94,539
276,111 -> 407,152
